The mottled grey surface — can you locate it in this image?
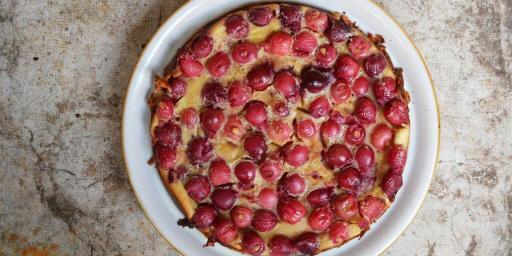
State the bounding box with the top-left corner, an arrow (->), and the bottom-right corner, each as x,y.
0,0 -> 510,255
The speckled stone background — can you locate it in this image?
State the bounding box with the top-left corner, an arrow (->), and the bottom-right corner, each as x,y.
0,0 -> 511,255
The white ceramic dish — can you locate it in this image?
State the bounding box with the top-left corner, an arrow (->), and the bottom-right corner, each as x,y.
122,0 -> 440,255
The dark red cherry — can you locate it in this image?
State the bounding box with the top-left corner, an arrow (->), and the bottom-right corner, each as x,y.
156,96 -> 174,121
301,68 -> 328,93
185,175 -> 211,202
352,76 -> 370,96
296,119 -> 317,139
167,78 -> 187,102
332,194 -> 358,221
309,96 -> 330,118
306,187 -> 334,207
228,80 -> 252,107
201,81 -> 227,106
265,31 -> 294,56
252,209 -> 278,232
230,205 -> 253,228
258,188 -> 278,209
337,167 -> 362,194
354,97 -> 377,124
277,196 -> 307,224
232,42 -> 259,64
348,35 -> 371,58
269,235 -> 296,256
315,44 -> 337,68
259,159 -> 283,182
370,124 -> 393,150
381,171 -> 403,200
364,53 -> 387,77
384,99 -> 410,126
279,4 -> 302,33
155,145 -> 176,170
156,122 -> 182,148
323,143 -> 352,168
200,107 -> 225,137
278,173 -> 306,196
206,51 -> 231,77
388,145 -> 407,174
325,17 -> 351,42
213,217 -> 237,244
243,132 -> 268,160
248,63 -> 274,91
307,206 -> 334,231
181,107 -> 198,128
293,31 -> 317,57
334,54 -> 360,83
373,77 -> 397,105
355,145 -> 375,176
242,231 -> 266,255
178,53 -> 203,78
273,70 -> 298,99
344,124 -> 366,145
235,161 -> 257,184
192,204 -> 218,229
248,7 -> 274,26
294,232 -> 319,255
190,34 -> 213,59
282,143 -> 309,167
225,14 -> 249,38
320,119 -> 341,142
208,158 -> 231,186
211,188 -> 237,210
244,101 -> 268,127
359,195 -> 386,221
187,137 -> 213,165
305,9 -> 328,32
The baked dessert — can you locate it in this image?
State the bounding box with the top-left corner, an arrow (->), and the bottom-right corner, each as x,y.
148,3 -> 410,255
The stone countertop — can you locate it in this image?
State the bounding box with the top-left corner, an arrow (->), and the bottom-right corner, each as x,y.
0,0 -> 510,255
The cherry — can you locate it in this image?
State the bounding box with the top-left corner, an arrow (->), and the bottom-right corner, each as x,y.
293,31 -> 317,57
258,188 -> 278,209
266,120 -> 293,143
208,158 -> 231,186
337,167 -> 362,194
323,143 -> 352,168
348,35 -> 371,58
381,171 -> 403,200
156,96 -> 174,121
352,76 -> 370,96
278,173 -> 306,196
384,99 -> 409,126
359,195 -> 386,221
272,102 -> 290,117
190,34 -> 213,59
244,131 -> 268,160
373,77 -> 397,105
206,51 -> 231,77
294,232 -> 319,255
309,96 -> 330,118
178,53 -> 203,78
320,119 -> 341,142
252,209 -> 278,232
306,187 -> 334,207
282,143 -> 309,167
211,188 -> 237,210
187,137 -> 213,165
265,31 -> 293,56
181,107 -> 198,128
296,119 -> 317,139
388,145 -> 407,174
370,124 -> 393,150
354,97 -> 377,124
235,161 -> 257,184
308,206 -> 334,231
248,6 -> 274,26
228,80 -> 252,107
344,124 -> 366,145
155,145 -> 176,170
277,196 -> 307,224
230,205 -> 253,228
305,9 -> 328,32
260,159 -> 283,182
248,63 -> 274,91
213,217 -> 237,244
200,107 -> 225,137
269,235 -> 296,256
334,54 -> 360,83
168,166 -> 188,183
242,231 -> 265,255
273,70 -> 298,99
315,44 -> 337,68
185,175 -> 211,202
168,78 -> 187,102
232,42 -> 259,64
244,101 -> 268,127
301,68 -> 328,93
331,194 -> 358,221
223,116 -> 245,141
156,122 -> 182,148
192,204 -> 218,229
364,53 -> 387,77
201,82 -> 227,106
225,14 -> 249,38
330,80 -> 351,104
355,144 -> 375,176
279,4 -> 302,33
325,18 -> 351,42
329,221 -> 349,243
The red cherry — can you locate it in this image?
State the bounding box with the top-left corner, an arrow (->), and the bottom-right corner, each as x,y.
279,4 -> 302,33
384,99 -> 410,126
228,81 -> 252,107
258,188 -> 278,209
277,196 -> 307,224
381,171 -> 403,200
348,35 -> 371,58
230,205 -> 253,228
244,101 -> 268,127
190,34 -> 213,59
308,206 -> 334,231
200,107 -> 225,137
352,76 -> 370,96
156,122 -> 182,148
364,53 -> 387,77
334,54 -> 360,83
242,231 -> 266,255
354,97 -> 377,124
330,80 -> 351,104
278,173 -> 306,196
223,116 -> 245,141
388,145 -> 407,174
206,51 -> 231,77
247,63 -> 274,91
225,14 -> 249,38
265,31 -> 293,56
329,221 -> 349,243
248,7 -> 274,26
260,159 -> 283,182
213,217 -> 237,244
178,53 -> 203,78
296,119 -> 317,139
156,96 -> 174,121
155,145 -> 176,170
370,124 -> 393,150
315,44 -> 337,68
293,31 -> 317,57
272,102 -> 290,117
282,143 -> 309,167
266,120 -> 293,143
325,18 -> 351,42
337,167 -> 362,194
320,119 -> 341,142
301,68 -> 328,93
187,137 -> 213,165
211,188 -> 237,210
306,187 -> 334,207
344,124 -> 366,145
273,70 -> 298,99
331,194 -> 358,221
309,96 -> 330,118
373,77 -> 397,105
192,204 -> 218,228
208,159 -> 231,186
244,132 -> 268,160
294,232 -> 319,255
252,209 -> 278,232
269,235 -> 296,256
323,143 -> 352,168
359,195 -> 386,221
355,145 -> 375,176
235,161 -> 257,184
185,175 -> 211,202
181,107 -> 198,128
201,81 -> 227,106
305,9 -> 328,32
232,42 -> 259,64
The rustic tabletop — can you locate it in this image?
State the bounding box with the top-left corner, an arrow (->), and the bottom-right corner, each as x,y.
1,0 -> 510,255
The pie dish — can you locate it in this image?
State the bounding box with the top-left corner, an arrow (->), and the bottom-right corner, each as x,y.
122,1 -> 439,255
147,3 -> 410,255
